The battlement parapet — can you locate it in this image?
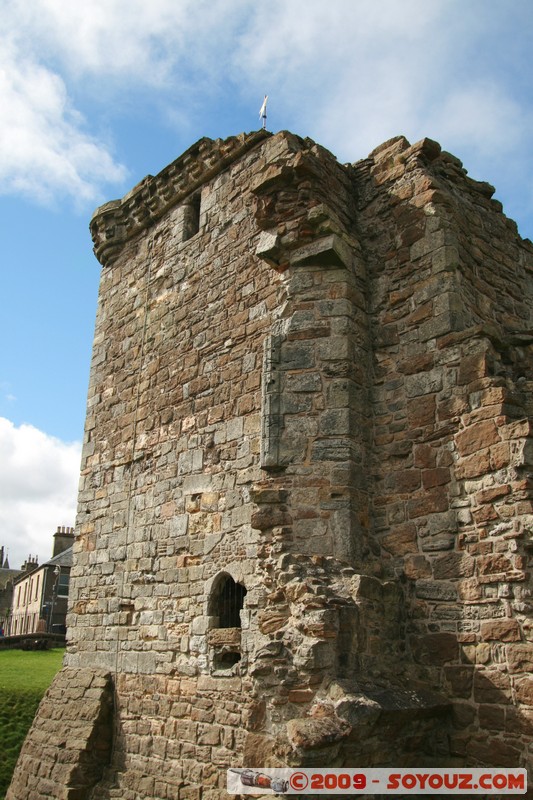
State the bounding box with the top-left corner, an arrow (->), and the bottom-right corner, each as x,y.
90,129 -> 271,267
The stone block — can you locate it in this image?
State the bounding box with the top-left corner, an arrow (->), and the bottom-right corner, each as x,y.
455,420 -> 500,457
480,619 -> 521,642
385,469 -> 421,494
405,369 -> 443,398
478,704 -> 506,731
467,736 -> 521,767
473,669 -> 512,702
319,408 -> 351,435
514,677 -> 533,705
410,633 -> 459,666
207,628 -> 241,647
433,552 -> 475,580
311,438 -> 358,462
286,714 -> 351,750
422,467 -> 450,489
416,581 -> 457,601
455,449 -> 491,479
407,394 -> 436,427
290,234 -> 351,269
285,372 -> 322,393
477,554 -> 513,576
382,523 -> 417,556
255,230 -> 281,267
408,487 -> 449,518
283,342 -> 315,370
404,555 -> 432,579
507,643 -> 533,674
443,665 -> 474,697
506,706 -> 533,736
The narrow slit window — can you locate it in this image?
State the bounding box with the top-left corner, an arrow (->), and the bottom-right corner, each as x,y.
183,193 -> 201,241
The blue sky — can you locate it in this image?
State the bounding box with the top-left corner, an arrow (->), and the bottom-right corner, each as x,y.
1,0 -> 533,568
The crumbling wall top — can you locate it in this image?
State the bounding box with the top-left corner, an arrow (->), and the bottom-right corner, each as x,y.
90,129 -> 272,267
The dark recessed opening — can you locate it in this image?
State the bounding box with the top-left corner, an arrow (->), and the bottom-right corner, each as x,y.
209,574 -> 247,674
214,651 -> 241,670
209,574 -> 247,629
183,193 -> 201,241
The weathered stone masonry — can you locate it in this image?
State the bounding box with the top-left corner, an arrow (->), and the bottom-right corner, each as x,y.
8,130 -> 533,799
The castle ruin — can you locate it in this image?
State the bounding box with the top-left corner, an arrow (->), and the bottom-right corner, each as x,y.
8,129 -> 533,799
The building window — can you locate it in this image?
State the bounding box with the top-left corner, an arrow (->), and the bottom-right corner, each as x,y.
208,574 -> 247,673
57,574 -> 70,597
210,574 -> 247,629
182,193 -> 201,241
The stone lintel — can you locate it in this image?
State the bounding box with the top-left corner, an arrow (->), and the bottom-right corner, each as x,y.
207,627 -> 242,647
290,234 -> 351,269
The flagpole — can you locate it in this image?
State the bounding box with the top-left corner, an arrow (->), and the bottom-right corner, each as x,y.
259,95 -> 268,130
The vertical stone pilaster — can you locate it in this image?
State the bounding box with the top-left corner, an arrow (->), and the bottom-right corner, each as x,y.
260,333 -> 283,469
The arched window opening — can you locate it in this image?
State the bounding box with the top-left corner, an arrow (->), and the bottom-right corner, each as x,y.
208,573 -> 247,675
210,574 -> 247,629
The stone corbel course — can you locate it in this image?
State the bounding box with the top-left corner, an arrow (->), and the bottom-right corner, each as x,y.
90,130 -> 271,268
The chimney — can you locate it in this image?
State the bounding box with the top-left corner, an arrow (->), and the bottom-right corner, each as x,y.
21,555 -> 38,573
53,525 -> 75,557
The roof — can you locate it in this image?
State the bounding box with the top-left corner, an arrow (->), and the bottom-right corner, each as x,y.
12,547 -> 74,584
46,547 -> 74,569
0,568 -> 21,588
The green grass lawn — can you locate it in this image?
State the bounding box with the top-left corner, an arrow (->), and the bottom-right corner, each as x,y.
0,648 -> 65,799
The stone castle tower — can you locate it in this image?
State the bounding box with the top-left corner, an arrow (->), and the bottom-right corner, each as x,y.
8,130 -> 533,799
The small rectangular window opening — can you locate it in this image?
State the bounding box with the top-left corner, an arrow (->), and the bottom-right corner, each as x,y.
183,193 -> 201,241
213,652 -> 241,671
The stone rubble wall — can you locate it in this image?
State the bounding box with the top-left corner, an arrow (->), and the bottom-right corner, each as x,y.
6,669 -> 113,800
357,134 -> 533,771
8,130 -> 533,800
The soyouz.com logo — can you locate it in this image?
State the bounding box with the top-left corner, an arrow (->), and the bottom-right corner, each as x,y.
227,768 -> 527,795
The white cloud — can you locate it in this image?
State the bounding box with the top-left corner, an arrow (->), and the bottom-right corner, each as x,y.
0,0 -> 532,228
0,382 -> 16,406
0,0 -> 245,204
0,38 -> 127,205
6,0 -> 246,85
235,0 -> 448,83
223,0 -> 533,238
230,0 -> 531,165
427,82 -> 529,157
0,37 -> 127,205
0,418 -> 81,571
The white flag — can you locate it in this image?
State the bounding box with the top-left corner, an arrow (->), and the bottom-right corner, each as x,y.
259,95 -> 268,118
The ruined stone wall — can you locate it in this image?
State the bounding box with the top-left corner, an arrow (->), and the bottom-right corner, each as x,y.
355,135 -> 533,769
8,130 -> 533,800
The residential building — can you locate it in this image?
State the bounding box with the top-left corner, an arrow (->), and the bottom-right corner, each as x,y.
9,527 -> 74,636
0,546 -> 21,635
